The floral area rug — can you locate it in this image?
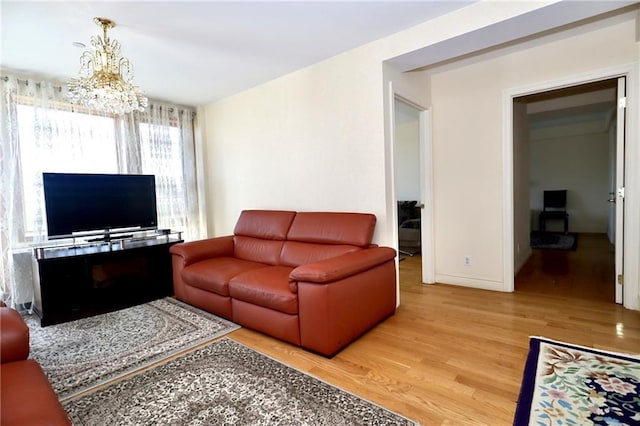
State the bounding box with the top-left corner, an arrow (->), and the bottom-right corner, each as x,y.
25,297 -> 239,400
514,337 -> 640,425
64,338 -> 418,425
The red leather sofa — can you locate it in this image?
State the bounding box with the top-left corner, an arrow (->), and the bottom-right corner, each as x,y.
171,210 -> 397,356
0,305 -> 70,425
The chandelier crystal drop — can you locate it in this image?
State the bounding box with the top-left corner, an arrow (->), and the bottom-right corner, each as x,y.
68,17 -> 148,114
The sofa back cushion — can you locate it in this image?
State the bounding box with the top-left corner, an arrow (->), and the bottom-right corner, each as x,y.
233,210 -> 296,265
279,212 -> 375,267
286,212 -> 376,247
234,210 -> 296,240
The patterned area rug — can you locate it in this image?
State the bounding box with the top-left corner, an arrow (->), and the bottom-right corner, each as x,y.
514,337 -> 640,425
64,338 -> 418,425
25,297 -> 239,400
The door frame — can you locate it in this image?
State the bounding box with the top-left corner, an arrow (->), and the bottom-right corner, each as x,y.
502,63 -> 640,310
389,86 -> 436,284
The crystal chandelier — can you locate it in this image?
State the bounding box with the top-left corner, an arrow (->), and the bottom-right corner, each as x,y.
68,17 -> 148,114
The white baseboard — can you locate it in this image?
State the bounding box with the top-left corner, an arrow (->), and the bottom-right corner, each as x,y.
434,274 -> 505,292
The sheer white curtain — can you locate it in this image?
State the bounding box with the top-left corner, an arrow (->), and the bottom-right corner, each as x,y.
136,104 -> 201,241
0,74 -> 204,309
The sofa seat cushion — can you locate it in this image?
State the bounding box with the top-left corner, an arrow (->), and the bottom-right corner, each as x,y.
1,360 -> 71,425
181,257 -> 268,295
229,266 -> 298,314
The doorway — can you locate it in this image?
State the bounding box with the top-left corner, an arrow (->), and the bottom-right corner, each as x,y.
394,99 -> 421,259
392,96 -> 435,284
512,78 -> 622,303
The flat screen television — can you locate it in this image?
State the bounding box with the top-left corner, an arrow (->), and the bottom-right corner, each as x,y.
43,172 -> 158,239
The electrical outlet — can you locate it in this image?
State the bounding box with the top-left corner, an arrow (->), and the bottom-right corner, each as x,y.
464,256 -> 472,266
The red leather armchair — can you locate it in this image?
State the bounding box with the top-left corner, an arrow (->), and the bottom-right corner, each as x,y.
171,210 -> 397,357
0,305 -> 70,425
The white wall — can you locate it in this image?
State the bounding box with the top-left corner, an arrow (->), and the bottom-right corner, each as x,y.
530,131 -> 610,233
428,17 -> 638,290
394,100 -> 420,201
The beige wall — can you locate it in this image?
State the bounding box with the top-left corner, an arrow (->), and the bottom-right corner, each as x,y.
428,17 -> 638,290
203,50 -> 390,241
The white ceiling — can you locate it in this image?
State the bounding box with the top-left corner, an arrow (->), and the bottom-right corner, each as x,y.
1,1 -> 637,108
0,1 -> 473,106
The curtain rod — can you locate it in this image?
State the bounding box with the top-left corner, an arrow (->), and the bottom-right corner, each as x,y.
1,75 -> 196,115
1,76 -> 62,91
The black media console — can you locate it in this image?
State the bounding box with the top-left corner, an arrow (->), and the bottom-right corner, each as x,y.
32,232 -> 183,326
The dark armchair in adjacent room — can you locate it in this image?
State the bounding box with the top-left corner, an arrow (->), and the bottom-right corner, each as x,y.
538,190 -> 569,233
397,200 -> 421,256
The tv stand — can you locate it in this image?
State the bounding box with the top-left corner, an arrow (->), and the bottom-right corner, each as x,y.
32,231 -> 183,326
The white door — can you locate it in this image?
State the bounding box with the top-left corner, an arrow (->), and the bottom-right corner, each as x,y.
419,109 -> 434,283
394,99 -> 421,256
393,97 -> 435,283
614,76 -> 626,304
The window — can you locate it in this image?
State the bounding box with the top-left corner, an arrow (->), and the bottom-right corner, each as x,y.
17,104 -> 119,237
139,122 -> 190,231
12,102 -> 197,242
1,75 -> 201,309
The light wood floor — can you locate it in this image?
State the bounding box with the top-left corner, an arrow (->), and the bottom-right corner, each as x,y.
229,253 -> 640,425
515,232 -> 615,303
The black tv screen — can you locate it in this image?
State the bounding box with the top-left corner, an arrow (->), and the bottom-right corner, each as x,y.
43,172 -> 158,239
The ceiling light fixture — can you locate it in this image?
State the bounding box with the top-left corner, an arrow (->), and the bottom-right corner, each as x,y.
68,17 -> 148,114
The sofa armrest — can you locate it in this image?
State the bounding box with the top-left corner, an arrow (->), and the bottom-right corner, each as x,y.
289,247 -> 396,284
170,236 -> 235,267
0,307 -> 30,363
297,255 -> 396,357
